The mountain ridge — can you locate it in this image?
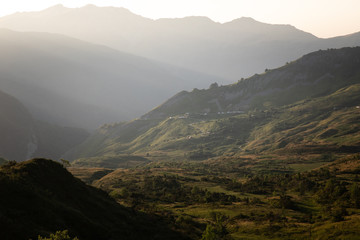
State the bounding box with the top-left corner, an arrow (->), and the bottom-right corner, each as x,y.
143,47 -> 360,119
1,5 -> 358,81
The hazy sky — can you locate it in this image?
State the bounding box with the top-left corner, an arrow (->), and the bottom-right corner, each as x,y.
0,0 -> 359,38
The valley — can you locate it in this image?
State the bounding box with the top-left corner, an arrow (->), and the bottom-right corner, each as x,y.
63,47 -> 360,239
0,4 -> 359,239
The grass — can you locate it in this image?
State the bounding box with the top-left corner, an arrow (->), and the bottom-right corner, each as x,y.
68,83 -> 360,174
67,152 -> 360,240
289,162 -> 332,172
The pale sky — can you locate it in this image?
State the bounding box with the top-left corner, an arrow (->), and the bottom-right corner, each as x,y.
0,0 -> 359,38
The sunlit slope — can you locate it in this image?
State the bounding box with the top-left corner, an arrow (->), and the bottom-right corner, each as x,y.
144,47 -> 360,119
70,84 -> 360,161
243,83 -> 360,154
67,48 -> 360,165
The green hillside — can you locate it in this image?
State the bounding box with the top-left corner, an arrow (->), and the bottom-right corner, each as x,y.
144,47 -> 360,119
67,47 -> 360,167
0,159 -> 188,240
244,84 -> 360,155
62,47 -> 360,239
70,84 -> 360,166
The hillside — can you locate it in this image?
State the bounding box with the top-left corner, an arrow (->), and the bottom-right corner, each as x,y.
0,158 -> 188,240
66,47 -> 360,165
1,5 -> 359,80
144,47 -> 360,119
0,29 -> 221,129
0,89 -> 88,161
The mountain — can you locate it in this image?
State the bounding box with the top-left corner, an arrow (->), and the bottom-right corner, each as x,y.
0,89 -> 88,161
1,5 -> 359,81
0,158 -> 188,240
144,47 -> 360,119
0,29 -> 222,130
65,47 -> 360,165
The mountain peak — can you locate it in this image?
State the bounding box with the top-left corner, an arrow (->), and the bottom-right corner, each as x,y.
238,17 -> 258,22
156,15 -> 215,25
44,4 -> 67,11
83,4 -> 97,8
76,4 -> 139,18
227,17 -> 262,24
40,4 -> 70,15
182,16 -> 214,22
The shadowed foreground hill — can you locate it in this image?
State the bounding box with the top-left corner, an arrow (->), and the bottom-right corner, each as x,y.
0,159 -> 188,240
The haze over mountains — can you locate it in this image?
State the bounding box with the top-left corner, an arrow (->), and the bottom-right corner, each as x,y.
0,89 -> 88,161
1,3 -> 360,239
1,4 -> 360,81
0,4 -> 359,132
0,28 -> 221,129
0,4 -> 358,161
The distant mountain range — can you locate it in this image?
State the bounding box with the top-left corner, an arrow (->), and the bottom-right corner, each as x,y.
65,47 -> 360,165
1,4 -> 359,81
0,89 -> 88,161
0,29 -> 221,129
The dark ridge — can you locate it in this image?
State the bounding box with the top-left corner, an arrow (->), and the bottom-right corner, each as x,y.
0,158 -> 188,240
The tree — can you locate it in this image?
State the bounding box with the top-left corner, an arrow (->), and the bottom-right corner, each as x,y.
201,224 -> 218,240
37,230 -> 78,240
201,213 -> 231,240
209,82 -> 219,89
350,183 -> 360,208
60,159 -> 70,167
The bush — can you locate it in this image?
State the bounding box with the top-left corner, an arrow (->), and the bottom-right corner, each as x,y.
37,230 -> 78,240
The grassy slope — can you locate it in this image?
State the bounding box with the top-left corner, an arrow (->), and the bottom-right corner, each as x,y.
84,156 -> 360,240
244,84 -> 360,154
68,83 -> 360,167
144,47 -> 360,119
67,47 -> 360,167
